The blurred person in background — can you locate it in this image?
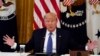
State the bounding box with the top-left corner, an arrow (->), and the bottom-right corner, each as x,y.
0,0 -> 19,52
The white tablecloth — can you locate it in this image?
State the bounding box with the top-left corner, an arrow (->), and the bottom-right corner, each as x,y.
0,52 -> 30,56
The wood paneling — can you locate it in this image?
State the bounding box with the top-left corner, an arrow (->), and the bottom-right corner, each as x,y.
16,0 -> 33,44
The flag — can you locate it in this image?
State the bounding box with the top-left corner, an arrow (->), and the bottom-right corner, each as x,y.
60,0 -> 89,50
63,0 -> 74,6
89,0 -> 99,5
33,0 -> 60,29
0,0 -> 3,6
86,0 -> 100,54
0,0 -> 18,52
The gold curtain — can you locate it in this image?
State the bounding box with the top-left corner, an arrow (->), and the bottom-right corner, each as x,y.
16,0 -> 34,44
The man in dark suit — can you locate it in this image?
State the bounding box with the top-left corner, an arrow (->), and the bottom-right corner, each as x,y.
3,12 -> 97,55
25,12 -> 72,55
25,27 -> 71,55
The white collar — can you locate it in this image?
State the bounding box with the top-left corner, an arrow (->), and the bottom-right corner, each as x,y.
46,29 -> 56,35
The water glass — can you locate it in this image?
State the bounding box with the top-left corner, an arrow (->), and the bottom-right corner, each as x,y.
20,45 -> 25,53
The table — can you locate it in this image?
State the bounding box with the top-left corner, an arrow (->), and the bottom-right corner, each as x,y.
0,52 -> 100,56
0,52 -> 30,56
61,54 -> 100,56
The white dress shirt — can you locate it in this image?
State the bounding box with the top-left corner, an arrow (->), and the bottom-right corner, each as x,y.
43,29 -> 57,53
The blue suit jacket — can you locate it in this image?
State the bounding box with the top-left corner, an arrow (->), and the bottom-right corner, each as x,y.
25,28 -> 86,55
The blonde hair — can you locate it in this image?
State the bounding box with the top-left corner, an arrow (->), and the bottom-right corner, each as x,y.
44,12 -> 57,20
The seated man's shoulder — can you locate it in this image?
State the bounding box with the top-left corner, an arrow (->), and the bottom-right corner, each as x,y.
33,28 -> 46,33
57,28 -> 70,33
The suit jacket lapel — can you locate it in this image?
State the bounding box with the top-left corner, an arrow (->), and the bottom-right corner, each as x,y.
40,28 -> 62,53
56,29 -> 62,53
40,28 -> 46,52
